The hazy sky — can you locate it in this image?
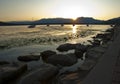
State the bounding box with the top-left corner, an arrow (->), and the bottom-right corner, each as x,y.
0,0 -> 120,21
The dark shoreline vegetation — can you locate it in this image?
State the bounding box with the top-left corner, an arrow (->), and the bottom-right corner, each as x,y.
0,17 -> 120,26
0,25 -> 115,84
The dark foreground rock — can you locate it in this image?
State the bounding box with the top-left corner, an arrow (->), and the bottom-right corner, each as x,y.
79,59 -> 96,70
40,50 -> 56,61
0,61 -> 10,65
75,44 -> 88,59
57,70 -> 89,84
85,46 -> 106,59
56,43 -> 76,52
46,53 -> 77,66
18,64 -> 58,84
17,55 -> 40,62
0,63 -> 27,84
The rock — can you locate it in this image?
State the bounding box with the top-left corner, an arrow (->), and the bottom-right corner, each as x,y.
95,33 -> 105,39
56,43 -> 76,52
0,63 -> 27,84
74,44 -> 88,60
75,50 -> 84,59
85,46 -> 106,59
57,70 -> 89,84
79,59 -> 96,70
46,53 -> 77,66
40,50 -> 56,61
18,64 -> 58,84
0,45 -> 7,49
92,39 -> 101,46
17,55 -> 40,62
0,61 -> 10,65
75,44 -> 88,52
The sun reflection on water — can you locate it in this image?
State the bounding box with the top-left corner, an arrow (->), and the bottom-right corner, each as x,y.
72,25 -> 77,38
72,25 -> 77,34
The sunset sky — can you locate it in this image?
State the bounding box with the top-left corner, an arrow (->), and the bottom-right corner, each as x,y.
0,0 -> 120,21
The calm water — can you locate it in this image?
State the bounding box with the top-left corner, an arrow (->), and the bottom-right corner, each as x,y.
0,25 -> 111,71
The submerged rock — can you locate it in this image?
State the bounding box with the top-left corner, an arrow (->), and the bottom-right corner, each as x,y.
0,62 -> 27,84
17,55 -> 40,62
40,50 -> 56,61
46,53 -> 77,66
18,64 -> 58,84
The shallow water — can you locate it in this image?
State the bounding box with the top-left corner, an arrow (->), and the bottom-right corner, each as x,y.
0,25 -> 111,71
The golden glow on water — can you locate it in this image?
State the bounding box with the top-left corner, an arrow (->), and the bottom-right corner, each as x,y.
72,25 -> 77,34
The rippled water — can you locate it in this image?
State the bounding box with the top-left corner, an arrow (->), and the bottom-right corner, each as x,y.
0,25 -> 111,71
0,25 -> 110,48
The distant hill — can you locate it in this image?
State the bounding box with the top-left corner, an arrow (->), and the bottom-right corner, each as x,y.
33,17 -> 105,24
8,21 -> 33,25
0,17 -> 120,26
34,18 -> 73,24
106,17 -> 120,24
75,17 -> 104,24
0,21 -> 14,26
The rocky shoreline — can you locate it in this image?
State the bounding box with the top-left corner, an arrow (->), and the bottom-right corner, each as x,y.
0,26 -> 114,84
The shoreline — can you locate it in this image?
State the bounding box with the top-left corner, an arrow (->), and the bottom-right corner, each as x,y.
0,25 -> 113,84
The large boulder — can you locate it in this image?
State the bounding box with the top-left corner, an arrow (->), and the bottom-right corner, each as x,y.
18,64 -> 58,84
0,63 -> 27,84
75,44 -> 88,52
56,43 -> 76,52
46,53 -> 77,66
17,55 -> 40,62
74,44 -> 88,60
40,50 -> 56,61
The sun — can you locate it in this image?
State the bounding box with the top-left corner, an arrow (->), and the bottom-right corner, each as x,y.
54,6 -> 80,20
53,1 -> 94,20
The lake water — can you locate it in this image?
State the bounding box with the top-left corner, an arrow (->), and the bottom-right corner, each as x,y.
0,25 -> 111,71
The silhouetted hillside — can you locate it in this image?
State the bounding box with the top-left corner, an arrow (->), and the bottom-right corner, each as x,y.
0,21 -> 14,26
75,17 -> 104,24
0,17 -> 120,26
8,21 -> 33,25
34,18 -> 73,24
34,17 -> 105,24
106,17 -> 120,24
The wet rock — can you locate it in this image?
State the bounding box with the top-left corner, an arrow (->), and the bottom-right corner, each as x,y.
75,44 -> 88,52
40,50 -> 56,61
75,50 -> 84,59
92,39 -> 101,46
0,45 -> 7,49
46,53 -> 77,66
85,46 -> 106,59
0,63 -> 27,84
95,33 -> 105,39
0,61 -> 10,65
18,64 -> 58,84
18,55 -> 40,62
56,43 -> 76,52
